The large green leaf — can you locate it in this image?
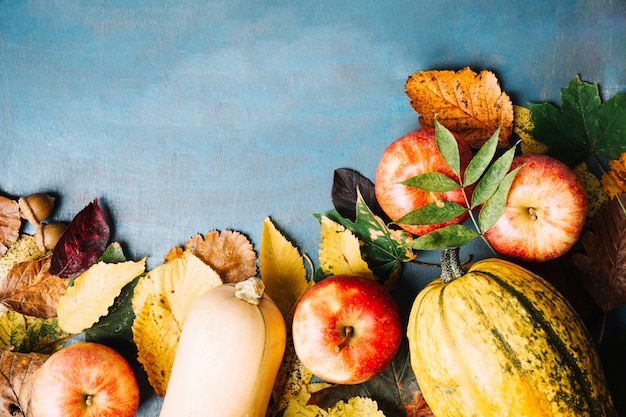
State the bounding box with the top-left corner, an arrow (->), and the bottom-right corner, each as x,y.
394,201 -> 467,226
529,76 -> 626,165
405,224 -> 479,250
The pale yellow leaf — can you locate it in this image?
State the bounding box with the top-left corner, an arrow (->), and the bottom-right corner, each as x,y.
514,105 -> 548,155
0,310 -> 26,349
318,216 -> 375,280
132,251 -> 222,326
132,296 -> 179,397
57,258 -> 146,334
260,217 -> 311,324
328,397 -> 386,417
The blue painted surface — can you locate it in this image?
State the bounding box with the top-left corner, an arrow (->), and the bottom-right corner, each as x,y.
1,1 -> 625,415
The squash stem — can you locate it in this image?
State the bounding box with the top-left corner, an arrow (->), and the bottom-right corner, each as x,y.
440,247 -> 464,283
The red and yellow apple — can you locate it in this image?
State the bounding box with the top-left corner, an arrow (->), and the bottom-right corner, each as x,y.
292,274 -> 402,385
30,342 -> 140,417
484,153 -> 588,262
375,128 -> 473,236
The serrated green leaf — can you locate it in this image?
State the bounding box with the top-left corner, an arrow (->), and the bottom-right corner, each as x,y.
471,145 -> 517,208
530,76 -> 626,165
435,119 -> 461,178
401,172 -> 460,192
314,191 -> 416,288
479,166 -> 521,232
406,224 -> 478,250
394,201 -> 467,226
463,126 -> 501,186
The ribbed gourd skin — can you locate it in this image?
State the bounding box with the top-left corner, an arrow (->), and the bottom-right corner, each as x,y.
407,258 -> 617,417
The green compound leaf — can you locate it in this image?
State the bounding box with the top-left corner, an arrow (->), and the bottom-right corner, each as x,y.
401,172 -> 460,193
478,166 -> 521,232
529,76 -> 626,166
394,201 -> 467,226
471,145 -> 517,208
463,126 -> 501,187
406,224 -> 479,250
435,119 -> 462,178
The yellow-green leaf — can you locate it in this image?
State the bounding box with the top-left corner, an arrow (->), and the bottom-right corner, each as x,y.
0,235 -> 46,287
57,258 -> 146,334
318,216 -> 375,280
327,397 -> 386,417
0,310 -> 26,349
514,105 -> 548,155
260,217 -> 311,324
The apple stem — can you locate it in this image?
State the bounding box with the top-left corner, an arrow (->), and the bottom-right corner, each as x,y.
440,247 -> 464,283
335,326 -> 354,352
528,207 -> 538,221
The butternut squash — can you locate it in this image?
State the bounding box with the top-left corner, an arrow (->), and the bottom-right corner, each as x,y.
159,277 -> 286,417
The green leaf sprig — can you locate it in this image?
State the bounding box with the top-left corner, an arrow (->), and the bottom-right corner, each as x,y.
400,119 -> 520,251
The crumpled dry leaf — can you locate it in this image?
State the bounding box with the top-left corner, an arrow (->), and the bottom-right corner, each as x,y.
132,296 -> 179,397
0,256 -> 68,318
132,251 -> 222,395
56,258 -> 146,334
406,67 -> 513,148
184,230 -> 257,283
573,194 -> 626,312
0,346 -> 48,417
260,217 -> 312,325
318,216 -> 375,280
601,152 -> 626,199
0,236 -> 46,287
0,196 -> 20,257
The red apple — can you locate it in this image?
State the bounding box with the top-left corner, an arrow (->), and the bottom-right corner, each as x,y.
30,342 -> 140,417
484,153 -> 588,262
375,128 -> 474,236
292,275 -> 402,385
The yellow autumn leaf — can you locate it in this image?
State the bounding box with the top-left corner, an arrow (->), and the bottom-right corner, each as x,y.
131,251 -> 222,325
132,295 -> 179,397
601,152 -> 626,199
406,67 -> 513,148
318,216 -> 375,280
260,217 -> 312,324
0,235 -> 46,285
57,258 -> 146,334
269,341 -> 316,417
514,105 -> 549,155
327,397 -> 386,417
0,310 -> 26,348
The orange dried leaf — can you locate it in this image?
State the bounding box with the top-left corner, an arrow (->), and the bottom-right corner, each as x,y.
601,152 -> 626,199
0,196 -> 20,256
0,256 -> 68,318
184,230 -> 257,283
405,67 -> 513,148
0,347 -> 48,416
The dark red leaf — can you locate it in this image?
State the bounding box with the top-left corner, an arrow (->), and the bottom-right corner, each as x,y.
332,168 -> 390,223
308,338 -> 433,417
50,199 -> 110,278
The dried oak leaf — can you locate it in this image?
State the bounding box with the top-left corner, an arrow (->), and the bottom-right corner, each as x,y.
0,196 -> 20,257
184,230 -> 257,283
573,194 -> 626,312
0,346 -> 48,417
50,198 -> 110,279
0,256 -> 68,319
601,152 -> 626,199
406,67 -> 513,148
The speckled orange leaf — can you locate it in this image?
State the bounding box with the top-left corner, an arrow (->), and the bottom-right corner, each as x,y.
406,67 -> 513,148
0,256 -> 68,318
184,230 -> 257,283
602,152 -> 626,199
0,196 -> 20,256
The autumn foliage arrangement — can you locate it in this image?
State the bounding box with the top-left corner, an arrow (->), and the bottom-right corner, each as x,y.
0,67 -> 625,416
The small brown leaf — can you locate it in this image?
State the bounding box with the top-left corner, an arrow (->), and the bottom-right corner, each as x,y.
601,152 -> 626,199
184,230 -> 257,283
0,196 -> 20,257
573,194 -> 626,312
0,256 -> 68,318
0,346 -> 48,417
405,67 -> 513,148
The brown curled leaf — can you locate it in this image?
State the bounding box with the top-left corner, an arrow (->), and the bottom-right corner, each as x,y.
0,346 -> 48,417
0,196 -> 20,257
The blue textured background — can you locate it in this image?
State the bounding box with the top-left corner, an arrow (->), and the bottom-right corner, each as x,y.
1,1 -> 625,415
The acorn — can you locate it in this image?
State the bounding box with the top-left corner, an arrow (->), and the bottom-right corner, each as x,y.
18,193 -> 55,225
35,221 -> 67,252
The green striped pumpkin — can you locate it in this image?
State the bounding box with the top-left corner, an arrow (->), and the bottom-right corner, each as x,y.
407,248 -> 617,417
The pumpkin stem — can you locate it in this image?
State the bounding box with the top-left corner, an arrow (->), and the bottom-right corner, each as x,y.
234,277 -> 265,305
440,247 -> 464,283
335,326 -> 354,352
